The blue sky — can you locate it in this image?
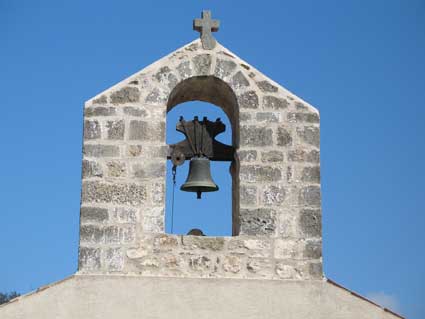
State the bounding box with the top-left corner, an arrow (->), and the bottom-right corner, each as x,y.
1,0 -> 424,318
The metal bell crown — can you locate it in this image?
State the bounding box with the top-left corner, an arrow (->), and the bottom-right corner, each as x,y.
180,156 -> 219,199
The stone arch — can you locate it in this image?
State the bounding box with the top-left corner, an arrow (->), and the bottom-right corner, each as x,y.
166,75 -> 240,235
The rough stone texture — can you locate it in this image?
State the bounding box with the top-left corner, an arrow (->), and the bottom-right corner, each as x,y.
110,87 -> 140,104
77,39 -> 323,281
263,96 -> 288,109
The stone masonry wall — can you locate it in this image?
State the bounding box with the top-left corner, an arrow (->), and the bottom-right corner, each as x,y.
79,39 -> 322,280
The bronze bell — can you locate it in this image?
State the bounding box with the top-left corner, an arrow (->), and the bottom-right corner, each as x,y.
181,156 -> 219,199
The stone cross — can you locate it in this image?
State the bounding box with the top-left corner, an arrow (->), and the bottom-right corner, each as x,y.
193,10 -> 220,50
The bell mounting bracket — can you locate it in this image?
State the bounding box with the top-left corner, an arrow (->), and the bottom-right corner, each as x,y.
168,116 -> 234,165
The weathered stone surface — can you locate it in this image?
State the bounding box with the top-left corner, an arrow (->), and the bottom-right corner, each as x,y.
246,258 -> 272,276
106,161 -> 126,177
104,226 -> 135,244
299,186 -> 321,207
82,160 -> 103,178
239,112 -> 252,122
154,235 -> 178,252
238,150 -> 257,162
262,185 -> 286,206
176,61 -> 192,79
80,225 -> 104,244
230,71 -> 250,90
192,54 -> 212,75
127,145 -> 142,157
288,149 -> 320,163
105,248 -> 124,271
151,182 -> 165,204
222,255 -> 241,273
277,127 -> 292,146
82,181 -> 147,205
106,120 -> 124,140
79,247 -> 101,271
240,165 -> 282,183
240,126 -> 273,146
256,80 -> 278,93
182,236 -> 225,251
111,207 -> 137,223
129,120 -> 165,141
274,240 -> 303,259
145,88 -> 167,105
308,262 -> 323,279
240,185 -> 257,206
275,261 -> 302,279
110,87 -> 140,104
85,106 -> 115,117
84,120 -> 101,140
297,126 -> 320,148
256,112 -> 279,123
80,207 -> 108,223
142,215 -> 164,233
263,96 -> 288,109
240,208 -> 276,235
214,59 -> 237,78
227,239 -> 271,257
238,91 -> 259,109
261,150 -> 284,162
83,145 -> 119,158
188,255 -> 214,272
295,101 -> 308,110
123,107 -> 147,117
287,112 -> 319,123
133,163 -> 165,179
301,166 -> 320,183
92,95 -> 107,104
153,66 -> 178,90
299,209 -> 321,237
304,241 -> 322,259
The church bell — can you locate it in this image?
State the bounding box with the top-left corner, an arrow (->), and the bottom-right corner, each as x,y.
180,156 -> 219,199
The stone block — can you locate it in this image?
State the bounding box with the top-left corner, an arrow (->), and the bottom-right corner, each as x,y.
129,120 -> 165,141
288,149 -> 320,163
240,112 -> 252,122
261,150 -> 284,162
255,112 -> 280,123
182,236 -> 225,251
262,185 -> 286,206
176,61 -> 192,79
79,247 -> 101,271
127,145 -> 143,157
153,66 -> 178,90
82,160 -> 103,178
240,165 -> 282,183
154,234 -> 179,252
287,112 -> 319,123
83,145 -> 119,158
256,80 -> 278,93
240,185 -> 257,206
240,208 -> 276,235
299,186 -> 321,207
80,207 -> 108,223
299,209 -> 321,237
275,261 -> 302,279
151,182 -> 165,204
214,59 -> 237,78
111,207 -> 137,223
308,262 -> 323,279
246,258 -> 272,277
188,255 -> 214,272
84,120 -> 101,140
106,161 -> 126,177
297,126 -> 320,148
80,225 -> 104,244
133,163 -> 165,179
240,126 -> 273,146
85,106 -> 115,117
304,240 -> 322,259
238,91 -> 259,109
106,120 -> 125,140
277,127 -> 292,146
142,215 -> 164,233
301,166 -> 320,183
222,255 -> 242,273
92,95 -> 107,104
238,150 -> 257,162
110,86 -> 140,104
104,226 -> 135,244
123,107 -> 147,117
263,96 -> 288,109
104,248 -> 124,271
227,238 -> 271,257
192,54 -> 211,75
81,181 -> 147,205
230,71 -> 250,90
274,239 -> 303,259
145,88 -> 167,105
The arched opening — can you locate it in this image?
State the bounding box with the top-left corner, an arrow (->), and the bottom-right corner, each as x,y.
166,76 -> 240,236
